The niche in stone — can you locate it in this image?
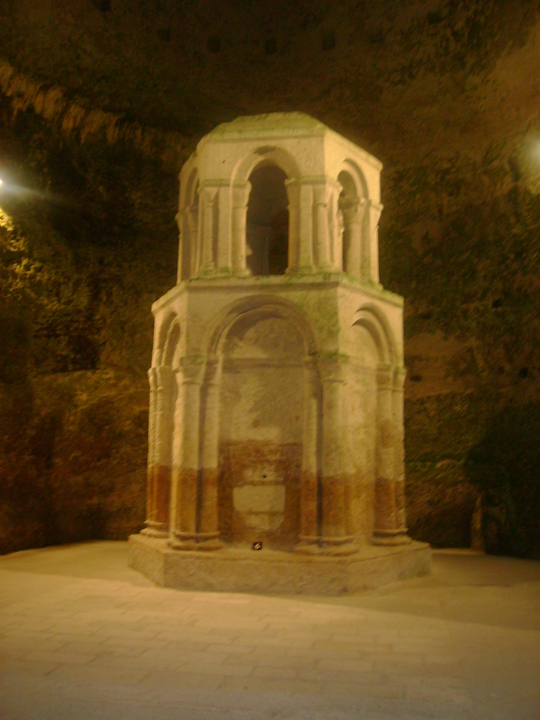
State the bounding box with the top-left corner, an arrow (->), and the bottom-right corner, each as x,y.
217,309 -> 303,550
246,163 -> 289,276
338,169 -> 363,277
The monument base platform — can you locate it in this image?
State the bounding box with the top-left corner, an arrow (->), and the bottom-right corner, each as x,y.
128,534 -> 432,595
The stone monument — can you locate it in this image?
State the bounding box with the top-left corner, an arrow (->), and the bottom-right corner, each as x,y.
129,112 -> 431,593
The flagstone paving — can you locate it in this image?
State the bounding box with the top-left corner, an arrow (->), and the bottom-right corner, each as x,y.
0,542 -> 538,719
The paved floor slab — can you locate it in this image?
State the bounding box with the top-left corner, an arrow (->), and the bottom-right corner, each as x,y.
0,542 -> 539,719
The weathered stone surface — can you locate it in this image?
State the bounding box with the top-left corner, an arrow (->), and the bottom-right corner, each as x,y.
130,113 -> 426,590
129,533 -> 431,594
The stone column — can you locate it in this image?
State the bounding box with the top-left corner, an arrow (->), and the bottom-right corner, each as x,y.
199,185 -> 218,275
318,357 -> 356,554
198,357 -> 224,549
342,197 -> 367,279
364,200 -> 383,284
284,179 -> 301,271
175,211 -> 183,283
286,179 -> 314,272
142,367 -> 158,534
328,180 -> 344,270
187,204 -> 199,278
216,184 -> 232,273
169,361 -> 204,550
373,365 -> 397,543
391,367 -> 409,541
231,182 -> 252,276
295,358 -> 321,553
142,366 -> 175,537
313,183 -> 332,270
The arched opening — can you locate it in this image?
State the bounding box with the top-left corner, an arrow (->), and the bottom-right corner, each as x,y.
217,308 -> 306,549
246,163 -> 289,276
338,170 -> 359,276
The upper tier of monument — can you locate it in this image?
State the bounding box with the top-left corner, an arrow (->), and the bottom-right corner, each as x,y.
176,111 -> 384,285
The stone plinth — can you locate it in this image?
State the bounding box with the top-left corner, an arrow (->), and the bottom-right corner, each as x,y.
129,533 -> 431,595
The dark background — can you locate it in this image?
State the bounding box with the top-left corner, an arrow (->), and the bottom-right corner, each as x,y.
0,0 -> 539,557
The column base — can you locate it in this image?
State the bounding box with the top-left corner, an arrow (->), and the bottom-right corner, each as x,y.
169,532 -> 224,551
319,535 -> 358,556
141,523 -> 169,539
294,536 -> 321,555
373,530 -> 411,546
294,535 -> 359,556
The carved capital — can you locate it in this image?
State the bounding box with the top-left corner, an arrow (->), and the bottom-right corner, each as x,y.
317,355 -> 348,384
231,181 -> 252,207
177,359 -> 205,385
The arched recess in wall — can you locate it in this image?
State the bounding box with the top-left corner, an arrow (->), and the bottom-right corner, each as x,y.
350,304 -> 399,541
144,312 -> 181,537
155,312 -> 182,368
246,162 -> 289,275
233,148 -> 301,276
338,160 -> 368,278
207,296 -> 320,550
352,305 -> 396,367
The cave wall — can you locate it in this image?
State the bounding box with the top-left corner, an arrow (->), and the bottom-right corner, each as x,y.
1,0 -> 539,556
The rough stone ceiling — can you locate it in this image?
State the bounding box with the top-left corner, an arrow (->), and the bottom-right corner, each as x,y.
1,0 -> 539,169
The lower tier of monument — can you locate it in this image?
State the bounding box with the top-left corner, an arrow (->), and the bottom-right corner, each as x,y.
128,534 -> 432,595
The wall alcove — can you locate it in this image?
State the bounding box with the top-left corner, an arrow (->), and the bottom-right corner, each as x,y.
246,163 -> 289,276
217,308 -> 305,549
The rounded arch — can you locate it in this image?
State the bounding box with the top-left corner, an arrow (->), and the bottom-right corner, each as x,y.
352,304 -> 397,366
246,162 -> 289,276
337,159 -> 369,200
231,145 -> 301,187
155,312 -> 181,367
207,295 -> 320,359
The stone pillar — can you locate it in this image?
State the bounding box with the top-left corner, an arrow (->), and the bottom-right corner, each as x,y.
392,367 -> 409,540
175,211 -> 183,283
187,204 -> 199,278
286,179 -> 313,272
231,182 -> 252,276
142,366 -> 175,537
364,200 -> 383,284
142,367 -> 158,534
169,361 -> 204,550
328,180 -> 344,270
285,179 -> 301,271
198,358 -> 224,549
216,184 -> 232,273
313,183 -> 332,270
342,197 -> 367,279
373,366 -> 396,543
318,357 -> 356,554
199,185 -> 218,275
295,358 -> 321,553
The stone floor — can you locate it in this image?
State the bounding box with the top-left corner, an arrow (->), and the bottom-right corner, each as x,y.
0,542 -> 538,720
